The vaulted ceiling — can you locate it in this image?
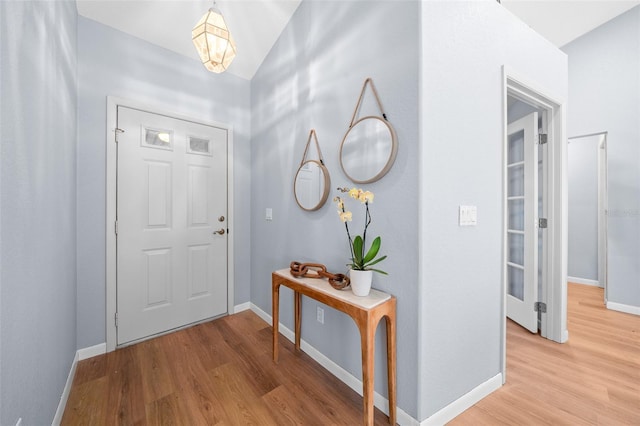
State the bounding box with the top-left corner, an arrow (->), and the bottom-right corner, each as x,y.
76,0 -> 302,80
77,0 -> 640,81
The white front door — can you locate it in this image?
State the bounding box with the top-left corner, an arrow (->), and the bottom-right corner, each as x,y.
506,112 -> 539,333
116,106 -> 228,345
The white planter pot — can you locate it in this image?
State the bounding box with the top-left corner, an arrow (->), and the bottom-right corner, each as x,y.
349,269 -> 373,297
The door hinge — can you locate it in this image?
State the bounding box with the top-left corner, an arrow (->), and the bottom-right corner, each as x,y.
114,220 -> 118,235
538,218 -> 548,228
114,128 -> 124,143
114,312 -> 119,327
538,133 -> 548,145
534,302 -> 547,313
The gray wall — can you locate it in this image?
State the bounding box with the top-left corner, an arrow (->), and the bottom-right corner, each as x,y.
419,1 -> 567,419
76,17 -> 252,348
563,6 -> 640,307
568,135 -> 600,281
250,0 -> 420,417
0,1 -> 78,424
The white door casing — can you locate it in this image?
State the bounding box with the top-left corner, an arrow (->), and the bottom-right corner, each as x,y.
506,111 -> 539,333
116,106 -> 228,345
502,70 -> 568,384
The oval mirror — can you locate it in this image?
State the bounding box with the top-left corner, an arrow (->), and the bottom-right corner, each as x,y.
294,160 -> 330,211
339,116 -> 398,184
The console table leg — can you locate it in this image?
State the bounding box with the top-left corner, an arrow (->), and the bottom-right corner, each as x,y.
294,291 -> 302,351
386,312 -> 397,425
359,318 -> 376,426
272,282 -> 280,363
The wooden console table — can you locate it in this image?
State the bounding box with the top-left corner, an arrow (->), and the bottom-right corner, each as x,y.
271,269 -> 397,426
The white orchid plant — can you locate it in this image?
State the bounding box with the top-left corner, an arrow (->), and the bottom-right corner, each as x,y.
333,187 -> 387,275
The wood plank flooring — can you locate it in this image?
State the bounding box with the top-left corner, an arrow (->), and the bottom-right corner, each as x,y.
62,310 -> 391,425
451,283 -> 640,425
63,284 -> 639,425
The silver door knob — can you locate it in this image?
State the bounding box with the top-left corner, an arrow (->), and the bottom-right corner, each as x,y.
213,228 -> 225,235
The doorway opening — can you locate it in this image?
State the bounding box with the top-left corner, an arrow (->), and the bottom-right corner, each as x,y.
567,132 -> 608,302
502,69 -> 568,380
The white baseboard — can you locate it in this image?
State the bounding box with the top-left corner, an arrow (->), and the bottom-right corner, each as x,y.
52,351 -> 79,425
567,276 -> 602,287
53,343 -> 107,424
420,373 -> 503,426
250,303 -> 418,425
607,301 -> 640,316
250,302 -> 280,332
78,342 -> 106,361
233,302 -> 251,313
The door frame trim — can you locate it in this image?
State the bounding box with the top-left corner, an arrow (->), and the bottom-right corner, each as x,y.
105,96 -> 235,352
502,67 -> 568,380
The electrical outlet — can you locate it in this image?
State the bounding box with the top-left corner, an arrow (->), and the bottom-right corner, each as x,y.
265,208 -> 273,221
316,306 -> 324,324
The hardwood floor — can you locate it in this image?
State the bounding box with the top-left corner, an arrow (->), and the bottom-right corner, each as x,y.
63,284 -> 639,425
62,310 -> 391,425
451,283 -> 640,425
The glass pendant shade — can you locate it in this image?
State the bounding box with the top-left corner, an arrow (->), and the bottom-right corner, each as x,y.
192,7 -> 236,73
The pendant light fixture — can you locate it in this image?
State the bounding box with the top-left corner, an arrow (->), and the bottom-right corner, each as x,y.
192,2 -> 237,73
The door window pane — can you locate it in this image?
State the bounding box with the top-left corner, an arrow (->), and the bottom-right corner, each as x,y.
188,137 -> 211,155
508,233 -> 524,265
144,128 -> 172,150
508,129 -> 524,163
508,164 -> 524,197
508,199 -> 524,231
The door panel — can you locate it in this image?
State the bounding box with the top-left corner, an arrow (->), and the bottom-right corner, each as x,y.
146,160 -> 172,227
188,165 -> 210,226
506,112 -> 538,333
117,106 -> 228,345
143,248 -> 172,308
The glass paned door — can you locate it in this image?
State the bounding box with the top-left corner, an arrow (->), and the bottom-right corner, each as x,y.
507,129 -> 526,301
506,111 -> 538,333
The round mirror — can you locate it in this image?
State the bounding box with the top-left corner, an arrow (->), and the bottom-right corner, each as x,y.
339,116 -> 398,184
294,160 -> 331,211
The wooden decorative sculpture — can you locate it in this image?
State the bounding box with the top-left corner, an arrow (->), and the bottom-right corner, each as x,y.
289,261 -> 351,290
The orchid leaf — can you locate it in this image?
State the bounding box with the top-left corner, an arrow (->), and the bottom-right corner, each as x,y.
369,268 -> 388,275
363,236 -> 381,264
365,255 -> 387,267
353,235 -> 363,264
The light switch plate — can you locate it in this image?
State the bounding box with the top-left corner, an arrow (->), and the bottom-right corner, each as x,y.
265,208 -> 273,221
459,205 -> 477,226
